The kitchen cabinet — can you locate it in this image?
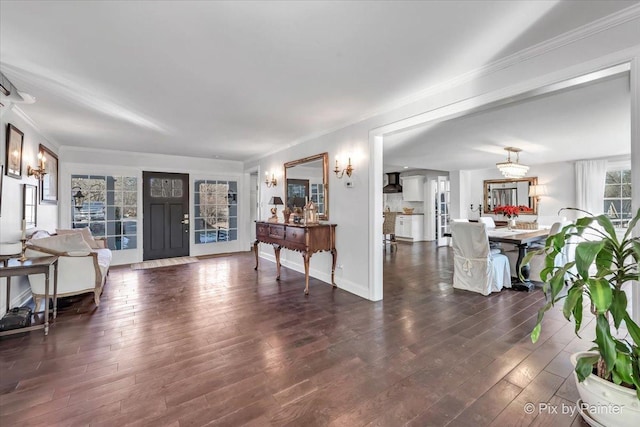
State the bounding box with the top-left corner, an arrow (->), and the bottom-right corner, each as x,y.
395,214 -> 424,241
401,176 -> 424,201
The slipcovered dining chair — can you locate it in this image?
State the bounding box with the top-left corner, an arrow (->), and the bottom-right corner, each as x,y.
451,222 -> 511,296
478,216 -> 497,229
383,211 -> 398,252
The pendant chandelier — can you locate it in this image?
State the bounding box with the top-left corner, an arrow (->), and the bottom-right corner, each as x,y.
496,147 -> 529,178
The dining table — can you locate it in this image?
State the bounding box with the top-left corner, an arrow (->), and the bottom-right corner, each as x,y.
487,227 -> 550,291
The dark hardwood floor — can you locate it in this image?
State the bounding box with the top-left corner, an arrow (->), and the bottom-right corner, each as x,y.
0,242 -> 591,426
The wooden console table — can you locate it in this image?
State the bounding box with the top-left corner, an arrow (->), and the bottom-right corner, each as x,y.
254,222 -> 337,294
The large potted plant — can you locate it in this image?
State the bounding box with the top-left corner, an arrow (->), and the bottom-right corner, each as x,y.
524,208 -> 640,426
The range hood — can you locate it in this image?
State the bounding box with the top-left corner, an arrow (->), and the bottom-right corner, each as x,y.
383,173 -> 403,193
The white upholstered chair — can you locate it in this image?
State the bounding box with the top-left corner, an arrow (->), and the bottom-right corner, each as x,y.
478,216 -> 497,229
451,222 -> 511,296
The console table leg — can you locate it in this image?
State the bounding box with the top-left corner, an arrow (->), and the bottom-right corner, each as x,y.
274,246 -> 282,280
330,249 -> 338,287
44,272 -> 50,335
303,252 -> 311,295
253,240 -> 259,270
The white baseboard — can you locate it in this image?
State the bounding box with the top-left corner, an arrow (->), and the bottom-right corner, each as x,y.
257,252 -> 372,300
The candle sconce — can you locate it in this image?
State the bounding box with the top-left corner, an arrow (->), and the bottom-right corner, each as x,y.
470,203 -> 483,213
334,157 -> 353,179
27,150 -> 47,179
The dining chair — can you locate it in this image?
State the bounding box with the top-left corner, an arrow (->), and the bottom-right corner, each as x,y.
451,222 -> 511,296
478,216 -> 496,229
383,211 -> 398,252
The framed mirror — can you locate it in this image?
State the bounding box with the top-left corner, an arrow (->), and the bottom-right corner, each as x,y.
484,177 -> 538,215
284,152 -> 329,220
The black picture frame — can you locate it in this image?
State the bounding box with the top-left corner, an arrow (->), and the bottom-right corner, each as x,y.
5,123 -> 24,179
23,183 -> 37,228
39,144 -> 58,204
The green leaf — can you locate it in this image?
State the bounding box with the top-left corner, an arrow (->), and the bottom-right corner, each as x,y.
531,323 -> 542,344
624,313 -> 640,345
609,289 -> 627,329
575,355 -> 599,382
530,302 -> 552,343
575,240 -> 605,279
623,208 -> 640,241
563,286 -> 582,321
595,214 -> 618,244
587,278 -> 612,314
572,293 -> 583,337
595,314 -> 617,374
613,349 -> 634,385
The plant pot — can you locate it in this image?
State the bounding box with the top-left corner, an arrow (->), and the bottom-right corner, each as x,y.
570,351 -> 640,427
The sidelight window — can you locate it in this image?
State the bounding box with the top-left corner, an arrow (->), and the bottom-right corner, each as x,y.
194,180 -> 238,244
71,175 -> 138,250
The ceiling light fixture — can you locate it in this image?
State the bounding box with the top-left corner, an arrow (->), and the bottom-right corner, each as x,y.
496,147 -> 529,178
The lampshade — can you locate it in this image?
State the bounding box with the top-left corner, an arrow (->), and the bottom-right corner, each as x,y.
496,147 -> 529,178
269,196 -> 283,205
528,184 -> 547,198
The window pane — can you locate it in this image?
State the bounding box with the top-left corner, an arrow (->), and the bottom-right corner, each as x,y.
621,170 -> 631,183
622,184 -> 631,198
71,175 -> 137,251
604,185 -> 621,198
605,171 -> 621,184
605,200 -> 622,218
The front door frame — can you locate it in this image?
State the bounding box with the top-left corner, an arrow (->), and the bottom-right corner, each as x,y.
142,171 -> 191,260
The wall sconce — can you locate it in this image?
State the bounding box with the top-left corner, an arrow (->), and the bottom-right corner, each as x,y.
27,151 -> 47,179
528,184 -> 547,202
334,156 -> 354,179
72,186 -> 85,209
470,203 -> 483,213
264,171 -> 277,188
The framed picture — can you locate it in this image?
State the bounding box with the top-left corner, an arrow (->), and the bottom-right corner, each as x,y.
39,144 -> 58,204
5,123 -> 24,179
23,184 -> 37,228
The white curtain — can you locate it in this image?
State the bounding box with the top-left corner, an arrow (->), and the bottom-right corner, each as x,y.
575,159 -> 607,215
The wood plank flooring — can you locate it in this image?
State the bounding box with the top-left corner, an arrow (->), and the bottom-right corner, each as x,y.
0,243 -> 591,426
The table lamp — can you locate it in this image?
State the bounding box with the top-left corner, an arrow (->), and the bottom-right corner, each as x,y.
268,196 -> 283,223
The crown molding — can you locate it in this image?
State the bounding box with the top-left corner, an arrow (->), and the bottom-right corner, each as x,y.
363,3 -> 640,121
11,105 -> 62,150
245,3 -> 640,166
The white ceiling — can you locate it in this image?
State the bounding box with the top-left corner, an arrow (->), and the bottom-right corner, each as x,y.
383,73 -> 631,172
0,1 -> 637,161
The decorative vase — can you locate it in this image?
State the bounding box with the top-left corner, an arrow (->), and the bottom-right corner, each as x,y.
508,219 -> 516,229
570,351 -> 640,427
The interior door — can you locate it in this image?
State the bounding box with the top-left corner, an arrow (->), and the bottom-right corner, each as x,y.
143,171 -> 190,260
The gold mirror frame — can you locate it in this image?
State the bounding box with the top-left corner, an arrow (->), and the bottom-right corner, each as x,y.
483,177 -> 538,215
283,152 -> 329,220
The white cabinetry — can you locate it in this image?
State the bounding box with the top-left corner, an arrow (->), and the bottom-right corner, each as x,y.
395,215 -> 424,241
401,176 -> 424,201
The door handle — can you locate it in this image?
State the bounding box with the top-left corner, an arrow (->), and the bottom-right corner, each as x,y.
181,219 -> 189,225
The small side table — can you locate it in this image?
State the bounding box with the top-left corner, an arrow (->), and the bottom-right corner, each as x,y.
0,256 -> 59,336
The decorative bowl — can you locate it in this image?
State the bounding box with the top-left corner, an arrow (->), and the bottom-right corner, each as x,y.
402,208 -> 415,214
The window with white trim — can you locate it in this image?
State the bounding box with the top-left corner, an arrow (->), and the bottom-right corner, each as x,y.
604,168 -> 632,229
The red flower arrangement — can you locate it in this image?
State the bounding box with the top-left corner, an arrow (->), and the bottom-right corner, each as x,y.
494,205 -> 531,218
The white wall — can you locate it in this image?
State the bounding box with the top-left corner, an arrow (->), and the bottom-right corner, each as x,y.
60,147 -> 245,265
466,160 -> 577,223
248,14 -> 640,301
0,106 -> 59,309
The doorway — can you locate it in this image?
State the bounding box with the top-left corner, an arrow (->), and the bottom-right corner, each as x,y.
142,171 -> 190,260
